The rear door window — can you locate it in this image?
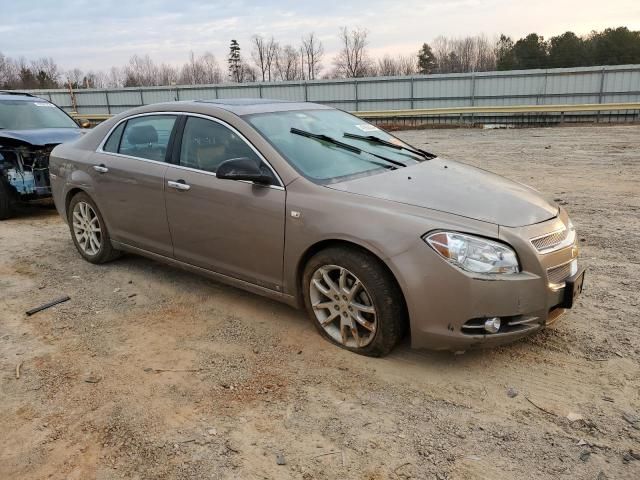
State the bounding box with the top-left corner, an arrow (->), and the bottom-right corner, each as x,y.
118,115 -> 177,162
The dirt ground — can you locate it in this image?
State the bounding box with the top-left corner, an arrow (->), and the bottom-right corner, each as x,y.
1,124 -> 639,480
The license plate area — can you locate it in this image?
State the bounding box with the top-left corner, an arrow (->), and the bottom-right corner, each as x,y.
560,268 -> 586,309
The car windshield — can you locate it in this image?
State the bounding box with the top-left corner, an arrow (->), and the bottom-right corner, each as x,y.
0,99 -> 78,130
246,109 -> 422,183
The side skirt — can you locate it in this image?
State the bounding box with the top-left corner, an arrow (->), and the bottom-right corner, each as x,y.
111,240 -> 299,308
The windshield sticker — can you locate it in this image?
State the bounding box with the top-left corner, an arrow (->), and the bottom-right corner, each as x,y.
355,124 -> 379,132
34,102 -> 55,107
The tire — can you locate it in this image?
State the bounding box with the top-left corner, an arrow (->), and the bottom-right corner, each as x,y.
302,246 -> 406,357
67,192 -> 120,264
0,178 -> 13,220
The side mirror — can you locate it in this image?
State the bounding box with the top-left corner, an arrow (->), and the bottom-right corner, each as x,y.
216,157 -> 273,184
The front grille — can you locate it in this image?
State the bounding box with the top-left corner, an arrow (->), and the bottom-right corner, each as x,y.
531,228 -> 569,252
547,260 -> 576,286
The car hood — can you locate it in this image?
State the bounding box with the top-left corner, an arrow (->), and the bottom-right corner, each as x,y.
327,158 -> 558,227
0,128 -> 84,147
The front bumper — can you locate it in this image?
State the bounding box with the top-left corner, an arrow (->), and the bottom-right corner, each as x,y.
391,211 -> 583,351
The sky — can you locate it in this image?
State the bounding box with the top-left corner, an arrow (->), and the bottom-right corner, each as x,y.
1,0 -> 639,73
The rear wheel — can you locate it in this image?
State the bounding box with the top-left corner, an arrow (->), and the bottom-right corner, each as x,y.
302,246 -> 406,357
0,179 -> 13,220
67,192 -> 120,264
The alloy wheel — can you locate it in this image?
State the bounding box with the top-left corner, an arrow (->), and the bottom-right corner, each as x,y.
72,201 -> 102,256
309,264 -> 377,348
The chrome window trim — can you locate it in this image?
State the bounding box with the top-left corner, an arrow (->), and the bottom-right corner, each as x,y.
97,112 -> 178,155
94,150 -> 168,168
95,111 -> 285,190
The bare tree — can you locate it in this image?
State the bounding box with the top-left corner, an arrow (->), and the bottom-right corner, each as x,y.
475,35 -> 496,71
275,45 -> 301,81
0,53 -> 18,87
432,35 -> 496,73
251,35 -> 278,81
181,51 -> 200,84
376,55 -> 399,76
373,55 -> 417,77
199,53 -> 222,84
157,63 -> 179,86
123,54 -> 159,86
85,70 -> 109,88
301,32 -> 324,80
65,68 -> 84,88
28,57 -> 61,88
106,66 -> 124,88
398,55 -> 417,75
242,64 -> 258,82
333,26 -> 373,78
180,51 -> 221,85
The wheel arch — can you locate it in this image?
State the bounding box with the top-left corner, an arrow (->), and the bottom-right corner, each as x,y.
64,187 -> 87,220
295,238 -> 410,334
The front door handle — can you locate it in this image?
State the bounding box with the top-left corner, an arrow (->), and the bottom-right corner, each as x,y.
167,180 -> 191,191
93,164 -> 108,173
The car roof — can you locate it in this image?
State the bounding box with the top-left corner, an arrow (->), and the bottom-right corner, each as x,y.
188,98 -> 333,116
0,91 -> 45,102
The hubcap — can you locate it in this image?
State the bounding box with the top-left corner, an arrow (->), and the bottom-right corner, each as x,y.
72,201 -> 102,256
309,265 -> 377,348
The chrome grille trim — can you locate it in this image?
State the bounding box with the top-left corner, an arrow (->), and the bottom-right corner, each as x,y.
532,228 -> 568,250
507,316 -> 539,326
531,227 -> 575,253
547,259 -> 578,290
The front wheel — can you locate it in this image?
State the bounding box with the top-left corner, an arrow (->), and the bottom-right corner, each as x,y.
67,192 -> 120,264
302,247 -> 406,357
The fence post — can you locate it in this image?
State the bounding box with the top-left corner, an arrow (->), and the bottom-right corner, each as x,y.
470,73 -> 476,125
597,67 -> 606,123
410,77 -> 415,110
105,91 -> 111,114
258,84 -> 263,98
354,79 -> 359,112
304,82 -> 308,102
470,73 -> 476,106
175,87 -> 180,101
139,89 -> 144,106
539,70 -> 549,106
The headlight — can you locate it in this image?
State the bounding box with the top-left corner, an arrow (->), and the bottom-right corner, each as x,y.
424,232 -> 520,274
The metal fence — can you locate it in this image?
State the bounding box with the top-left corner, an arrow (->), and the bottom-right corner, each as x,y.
27,64 -> 640,116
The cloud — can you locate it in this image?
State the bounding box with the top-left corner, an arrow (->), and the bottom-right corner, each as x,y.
0,0 -> 638,72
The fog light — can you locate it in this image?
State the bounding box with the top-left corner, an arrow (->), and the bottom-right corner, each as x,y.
484,317 -> 501,334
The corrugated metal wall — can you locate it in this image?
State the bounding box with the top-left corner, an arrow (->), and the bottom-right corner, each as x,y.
28,64 -> 640,115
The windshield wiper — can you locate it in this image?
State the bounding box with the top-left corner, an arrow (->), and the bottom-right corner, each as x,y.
290,128 -> 407,168
343,132 -> 436,160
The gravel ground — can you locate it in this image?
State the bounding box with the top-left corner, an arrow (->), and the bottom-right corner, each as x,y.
1,124 -> 639,480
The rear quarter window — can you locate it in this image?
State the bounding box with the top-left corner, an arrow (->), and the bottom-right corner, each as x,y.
102,122 -> 125,153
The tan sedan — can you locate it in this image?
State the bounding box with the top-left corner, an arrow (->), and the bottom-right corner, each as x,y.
49,100 -> 585,356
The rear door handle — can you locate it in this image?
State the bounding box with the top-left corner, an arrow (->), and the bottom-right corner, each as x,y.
93,164 -> 108,173
167,180 -> 191,191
